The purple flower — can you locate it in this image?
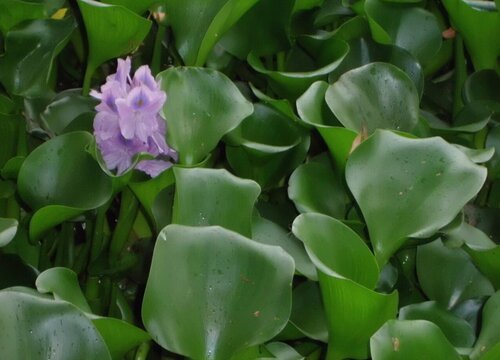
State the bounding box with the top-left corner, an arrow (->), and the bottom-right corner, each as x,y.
91,57 -> 177,177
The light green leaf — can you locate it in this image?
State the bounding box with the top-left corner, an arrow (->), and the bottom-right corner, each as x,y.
158,67 -> 253,165
0,288 -> 111,359
173,167 -> 260,238
370,320 -> 462,360
142,225 -> 295,360
399,301 -> 475,347
469,291 -> 500,359
326,62 -> 419,134
346,130 -> 487,265
288,155 -> 347,219
36,267 -> 91,313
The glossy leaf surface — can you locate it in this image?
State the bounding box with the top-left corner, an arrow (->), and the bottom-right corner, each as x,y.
173,167 -> 260,238
370,320 -> 461,360
165,0 -> 259,65
417,239 -> 494,308
0,289 -> 111,360
399,301 -> 475,347
326,63 -> 419,134
78,0 -> 151,83
142,225 -> 295,360
0,17 -> 75,97
346,130 -> 487,265
158,67 -> 253,165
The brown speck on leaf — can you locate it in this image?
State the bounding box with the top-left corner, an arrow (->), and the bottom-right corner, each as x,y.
392,337 -> 400,351
253,311 -> 261,317
442,27 -> 456,39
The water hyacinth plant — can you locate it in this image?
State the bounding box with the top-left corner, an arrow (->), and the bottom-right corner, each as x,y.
0,0 -> 500,359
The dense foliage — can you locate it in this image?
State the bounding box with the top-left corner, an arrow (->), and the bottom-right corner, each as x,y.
0,0 -> 500,359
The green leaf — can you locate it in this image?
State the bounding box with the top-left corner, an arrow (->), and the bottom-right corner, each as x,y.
292,213 -> 397,359
18,131 -> 112,210
417,239 -> 494,308
0,288 -> 111,359
442,0 -> 500,71
346,130 -> 487,265
157,67 -> 253,165
17,132 -> 112,239
35,267 -> 151,359
248,36 -> 348,100
252,215 -> 317,280
41,89 -> 97,135
321,274 -> 398,359
0,218 -> 18,247
365,0 -> 442,67
326,62 -> 419,134
289,281 -> 328,342
101,0 -> 159,14
370,320 -> 462,360
142,225 -> 295,360
0,17 -> 75,97
469,291 -> 500,359
165,0 -> 259,65
225,103 -> 310,189
399,301 -> 475,347
0,0 -> 46,35
92,318 -> 150,360
293,213 -> 379,288
219,0 -> 294,58
77,0 -> 151,92
36,267 -> 91,313
173,167 -> 260,238
129,168 -> 175,231
329,16 -> 424,97
463,70 -> 500,104
288,155 -> 347,219
296,81 -> 357,172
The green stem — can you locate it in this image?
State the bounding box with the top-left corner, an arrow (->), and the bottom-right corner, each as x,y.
134,342 -> 151,360
91,204 -> 109,262
452,34 -> 466,120
276,52 -> 285,72
109,187 -> 139,265
152,24 -> 167,74
82,63 -> 96,96
54,222 -> 75,268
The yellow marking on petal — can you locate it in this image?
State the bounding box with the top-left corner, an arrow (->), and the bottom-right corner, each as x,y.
51,8 -> 68,19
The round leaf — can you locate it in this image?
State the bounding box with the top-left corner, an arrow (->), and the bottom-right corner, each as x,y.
326,62 -> 419,134
370,320 -> 462,360
18,131 -> 112,210
346,130 -> 487,265
0,289 -> 111,359
158,67 -> 254,165
173,167 -> 260,238
142,225 -> 295,360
